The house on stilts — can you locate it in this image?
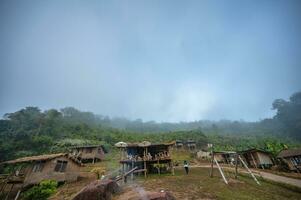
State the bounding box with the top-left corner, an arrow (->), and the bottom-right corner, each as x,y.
277,148 -> 301,172
239,148 -> 274,169
70,145 -> 106,163
186,139 -> 196,151
213,151 -> 237,164
116,141 -> 175,177
175,140 -> 184,149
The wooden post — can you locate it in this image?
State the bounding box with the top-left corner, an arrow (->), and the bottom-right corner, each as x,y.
0,180 -> 7,194
250,153 -> 258,169
5,184 -> 14,200
144,147 -> 147,178
235,153 -> 238,179
210,145 -> 214,177
131,160 -> 134,180
122,163 -> 125,182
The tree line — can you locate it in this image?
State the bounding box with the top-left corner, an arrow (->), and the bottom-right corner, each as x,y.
0,91 -> 300,162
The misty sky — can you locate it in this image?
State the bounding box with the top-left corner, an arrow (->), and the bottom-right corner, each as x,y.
0,0 -> 301,122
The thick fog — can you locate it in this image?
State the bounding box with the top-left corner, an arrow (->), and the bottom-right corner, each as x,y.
0,0 -> 301,122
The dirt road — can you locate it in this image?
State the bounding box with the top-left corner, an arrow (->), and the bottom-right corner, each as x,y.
256,170 -> 301,188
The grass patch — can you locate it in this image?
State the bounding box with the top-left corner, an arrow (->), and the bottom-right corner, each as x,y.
172,149 -> 194,162
138,167 -> 301,200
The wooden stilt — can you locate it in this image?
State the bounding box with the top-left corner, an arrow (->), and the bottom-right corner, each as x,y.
235,153 -> 238,179
250,153 -> 258,169
210,146 -> 214,177
0,181 -> 7,194
144,147 -> 147,178
131,161 -> 134,180
5,184 -> 14,200
122,163 -> 125,182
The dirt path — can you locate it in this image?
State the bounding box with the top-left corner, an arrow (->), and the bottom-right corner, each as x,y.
256,170 -> 301,188
186,164 -> 301,188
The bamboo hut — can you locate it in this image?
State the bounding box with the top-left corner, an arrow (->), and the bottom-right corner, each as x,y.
175,140 -> 184,149
277,148 -> 301,172
213,151 -> 236,164
119,141 -> 175,177
186,139 -> 196,151
239,148 -> 274,169
0,153 -> 81,187
70,145 -> 106,163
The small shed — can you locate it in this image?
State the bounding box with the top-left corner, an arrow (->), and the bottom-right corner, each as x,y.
213,151 -> 236,164
1,153 -> 81,186
71,145 -> 106,163
239,148 -> 274,169
175,140 -> 184,149
196,150 -> 210,160
186,139 -> 196,151
277,148 -> 301,171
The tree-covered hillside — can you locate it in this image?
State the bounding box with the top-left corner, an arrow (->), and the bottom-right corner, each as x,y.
0,91 -> 300,162
0,107 -> 208,162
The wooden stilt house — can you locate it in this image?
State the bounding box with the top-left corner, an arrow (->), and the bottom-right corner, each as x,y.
277,148 -> 301,172
70,145 -> 106,163
213,151 -> 237,164
118,141 -> 175,177
239,148 -> 274,169
186,139 -> 196,151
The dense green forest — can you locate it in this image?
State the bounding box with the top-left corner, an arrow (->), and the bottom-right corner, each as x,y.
0,91 -> 300,162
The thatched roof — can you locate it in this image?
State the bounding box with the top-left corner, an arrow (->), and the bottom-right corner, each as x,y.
126,141 -> 175,148
1,153 -> 81,165
71,145 -> 104,149
214,151 -> 236,154
115,142 -> 128,148
277,148 -> 301,158
71,145 -> 107,153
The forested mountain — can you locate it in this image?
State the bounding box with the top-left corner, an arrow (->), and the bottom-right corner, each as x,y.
106,91 -> 300,140
0,91 -> 300,162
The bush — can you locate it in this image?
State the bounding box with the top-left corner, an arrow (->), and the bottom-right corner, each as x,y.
22,180 -> 58,200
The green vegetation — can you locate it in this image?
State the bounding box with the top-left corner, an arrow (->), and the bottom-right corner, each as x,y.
22,180 -> 58,200
0,91 -> 300,165
139,168 -> 301,200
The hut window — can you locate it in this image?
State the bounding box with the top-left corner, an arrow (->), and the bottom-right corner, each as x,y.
98,148 -> 103,154
54,160 -> 68,172
86,148 -> 93,153
32,160 -> 45,172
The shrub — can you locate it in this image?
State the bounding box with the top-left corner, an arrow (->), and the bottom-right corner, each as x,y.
22,180 -> 58,200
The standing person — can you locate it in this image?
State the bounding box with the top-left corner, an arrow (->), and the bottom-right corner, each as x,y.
184,160 -> 189,174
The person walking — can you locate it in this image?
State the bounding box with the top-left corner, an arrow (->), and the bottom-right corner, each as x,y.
184,160 -> 189,175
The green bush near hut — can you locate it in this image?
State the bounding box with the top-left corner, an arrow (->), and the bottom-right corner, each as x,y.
22,180 -> 58,200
